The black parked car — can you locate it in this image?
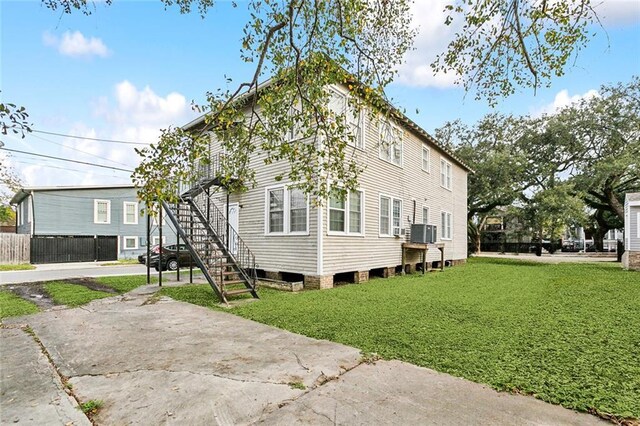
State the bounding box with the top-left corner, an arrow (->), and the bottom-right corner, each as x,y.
147,244 -> 195,271
137,245 -> 159,264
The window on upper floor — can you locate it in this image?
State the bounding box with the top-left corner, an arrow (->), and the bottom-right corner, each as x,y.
380,195 -> 402,236
328,189 -> 364,235
266,185 -> 309,235
94,199 -> 111,224
441,211 -> 452,240
440,158 -> 452,190
123,202 -> 138,225
379,119 -> 403,167
422,206 -> 429,224
328,87 -> 364,150
422,145 -> 431,172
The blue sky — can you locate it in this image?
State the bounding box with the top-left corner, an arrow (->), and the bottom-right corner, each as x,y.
1,0 -> 639,188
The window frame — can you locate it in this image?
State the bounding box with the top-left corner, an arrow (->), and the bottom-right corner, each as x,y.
327,188 -> 365,237
378,119 -> 403,168
151,236 -> 166,246
123,201 -> 139,225
264,184 -> 310,236
123,236 -> 138,250
379,194 -> 403,237
94,199 -> 111,224
440,211 -> 453,240
422,206 -> 430,224
440,158 -> 452,190
327,86 -> 365,151
422,145 -> 431,173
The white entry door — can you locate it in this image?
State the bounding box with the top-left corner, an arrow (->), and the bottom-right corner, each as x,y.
226,203 -> 239,255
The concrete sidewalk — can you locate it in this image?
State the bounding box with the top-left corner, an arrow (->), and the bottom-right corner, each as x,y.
1,288 -> 606,425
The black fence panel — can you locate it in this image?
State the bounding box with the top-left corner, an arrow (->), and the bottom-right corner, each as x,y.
31,235 -> 118,264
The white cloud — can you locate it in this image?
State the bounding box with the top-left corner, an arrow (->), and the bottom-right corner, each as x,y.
593,0 -> 640,27
43,30 -> 110,58
531,88 -> 600,117
396,0 -> 461,88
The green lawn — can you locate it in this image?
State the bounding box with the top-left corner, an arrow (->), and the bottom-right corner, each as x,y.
0,263 -> 36,271
44,282 -> 113,307
95,275 -> 152,293
160,258 -> 640,421
0,291 -> 40,319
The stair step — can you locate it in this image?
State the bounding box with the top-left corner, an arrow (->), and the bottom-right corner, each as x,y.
221,271 -> 239,276
221,279 -> 246,285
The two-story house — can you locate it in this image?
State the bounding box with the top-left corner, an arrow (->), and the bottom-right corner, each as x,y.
176,83 -> 470,290
10,185 -> 175,263
623,192 -> 640,270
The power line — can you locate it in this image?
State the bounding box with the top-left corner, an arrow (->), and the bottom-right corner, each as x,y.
11,159 -> 130,179
31,129 -> 150,146
0,147 -> 134,173
30,133 -> 137,169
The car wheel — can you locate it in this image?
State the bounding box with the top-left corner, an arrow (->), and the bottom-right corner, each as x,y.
167,258 -> 179,271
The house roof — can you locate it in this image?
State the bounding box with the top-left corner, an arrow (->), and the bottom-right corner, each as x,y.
10,184 -> 136,205
181,78 -> 474,173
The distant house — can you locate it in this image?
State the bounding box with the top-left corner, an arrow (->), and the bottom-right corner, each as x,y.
174,81 -> 471,291
10,185 -> 175,263
623,192 -> 640,271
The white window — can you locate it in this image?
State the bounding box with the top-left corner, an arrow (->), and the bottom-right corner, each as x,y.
422,145 -> 430,172
440,158 -> 452,190
637,212 -> 640,238
422,206 -> 429,224
123,236 -> 138,250
328,190 -> 364,235
328,87 -> 364,149
441,211 -> 452,240
288,102 -> 304,142
379,195 -> 402,237
123,202 -> 138,225
94,199 -> 111,224
266,186 -> 309,235
152,236 -> 166,245
379,119 -> 403,167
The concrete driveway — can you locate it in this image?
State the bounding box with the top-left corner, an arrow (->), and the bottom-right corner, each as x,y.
1,286 -> 606,425
0,262 -> 151,285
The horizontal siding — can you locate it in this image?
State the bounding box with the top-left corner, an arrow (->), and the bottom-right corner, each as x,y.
209,139 -> 318,275
630,207 -> 640,251
322,106 -> 468,275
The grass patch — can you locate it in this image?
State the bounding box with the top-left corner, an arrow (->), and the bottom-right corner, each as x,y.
100,259 -> 140,266
95,275 -> 151,293
161,258 -> 640,420
0,291 -> 40,319
44,282 -> 113,307
79,399 -> 103,415
288,381 -> 306,390
0,263 -> 35,271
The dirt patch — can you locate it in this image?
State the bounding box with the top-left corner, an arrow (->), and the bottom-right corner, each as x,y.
4,278 -> 117,310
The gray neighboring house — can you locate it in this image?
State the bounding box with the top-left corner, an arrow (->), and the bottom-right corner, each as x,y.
623,192 -> 640,271
10,185 -> 176,261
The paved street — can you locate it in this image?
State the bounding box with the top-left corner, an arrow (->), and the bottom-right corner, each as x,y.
1,286 -> 606,426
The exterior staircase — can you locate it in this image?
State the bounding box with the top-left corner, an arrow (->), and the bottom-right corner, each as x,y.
161,157 -> 258,304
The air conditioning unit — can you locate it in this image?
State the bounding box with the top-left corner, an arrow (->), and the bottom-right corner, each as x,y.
411,224 -> 437,244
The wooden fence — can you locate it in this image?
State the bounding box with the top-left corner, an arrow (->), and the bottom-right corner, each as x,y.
0,233 -> 30,264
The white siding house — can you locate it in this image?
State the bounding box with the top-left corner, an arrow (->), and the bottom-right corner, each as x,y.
623,192 -> 640,271
183,83 -> 471,288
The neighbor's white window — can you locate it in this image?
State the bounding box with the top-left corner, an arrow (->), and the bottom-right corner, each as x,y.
266,186 -> 308,235
94,199 -> 111,224
422,206 -> 429,224
152,236 -> 166,245
123,201 -> 138,225
379,195 -> 402,236
379,119 -> 403,167
637,212 -> 640,238
422,145 -> 431,172
328,189 -> 364,235
123,236 -> 138,250
328,87 -> 364,149
440,158 -> 452,190
441,211 -> 452,240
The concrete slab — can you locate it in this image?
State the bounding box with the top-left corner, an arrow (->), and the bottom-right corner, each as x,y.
4,294 -> 362,424
0,328 -> 90,426
258,360 -> 606,425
